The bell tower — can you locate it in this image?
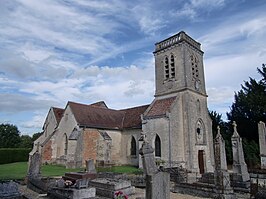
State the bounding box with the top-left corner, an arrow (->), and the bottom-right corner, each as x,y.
153,31 -> 207,97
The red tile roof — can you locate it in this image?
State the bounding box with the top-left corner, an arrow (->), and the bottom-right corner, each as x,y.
145,97 -> 176,118
67,101 -> 149,130
90,101 -> 108,109
52,107 -> 64,124
121,105 -> 149,129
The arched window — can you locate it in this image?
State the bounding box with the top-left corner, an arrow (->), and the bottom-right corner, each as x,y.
130,136 -> 137,156
164,57 -> 169,79
170,54 -> 175,78
64,134 -> 68,156
155,134 -> 161,157
196,120 -> 205,144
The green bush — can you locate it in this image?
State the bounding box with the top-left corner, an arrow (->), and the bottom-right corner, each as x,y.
0,148 -> 31,164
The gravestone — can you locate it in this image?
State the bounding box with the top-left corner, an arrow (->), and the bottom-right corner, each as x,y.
0,181 -> 22,199
214,126 -> 235,199
139,140 -> 170,199
258,121 -> 266,169
231,121 -> 250,187
86,159 -> 97,173
27,151 -> 42,179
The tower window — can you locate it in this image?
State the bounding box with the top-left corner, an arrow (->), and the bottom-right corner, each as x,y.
64,133 -> 68,156
191,55 -> 199,79
155,134 -> 161,157
170,54 -> 175,78
164,57 -> 169,79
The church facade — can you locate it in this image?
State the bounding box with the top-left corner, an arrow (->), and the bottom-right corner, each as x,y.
30,31 -> 214,174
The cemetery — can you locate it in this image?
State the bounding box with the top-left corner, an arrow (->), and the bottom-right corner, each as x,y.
0,32 -> 265,199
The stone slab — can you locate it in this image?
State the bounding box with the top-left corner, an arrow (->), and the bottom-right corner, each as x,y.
90,178 -> 131,190
48,187 -> 96,199
64,172 -> 97,180
94,186 -> 135,198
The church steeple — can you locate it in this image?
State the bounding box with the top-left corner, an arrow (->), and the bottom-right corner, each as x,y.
153,31 -> 207,97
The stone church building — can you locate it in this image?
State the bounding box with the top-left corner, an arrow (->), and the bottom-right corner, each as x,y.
31,31 -> 214,174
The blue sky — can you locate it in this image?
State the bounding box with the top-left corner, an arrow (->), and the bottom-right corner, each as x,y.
0,0 -> 266,135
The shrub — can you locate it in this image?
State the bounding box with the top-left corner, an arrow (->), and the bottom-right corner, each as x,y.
0,148 -> 31,164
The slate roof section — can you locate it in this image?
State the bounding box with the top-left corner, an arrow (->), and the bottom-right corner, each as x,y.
121,105 -> 150,129
69,101 -> 124,130
145,97 -> 176,118
67,101 -> 149,130
52,107 -> 64,124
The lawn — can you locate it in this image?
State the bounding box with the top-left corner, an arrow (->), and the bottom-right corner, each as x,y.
0,162 -> 142,180
0,162 -> 81,180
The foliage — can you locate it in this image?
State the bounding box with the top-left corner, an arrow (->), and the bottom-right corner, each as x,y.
19,135 -> 33,148
242,138 -> 260,168
227,64 -> 266,140
32,132 -> 42,142
0,123 -> 21,148
0,148 -> 31,164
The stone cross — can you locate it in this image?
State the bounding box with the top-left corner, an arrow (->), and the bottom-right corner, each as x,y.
258,121 -> 266,169
231,121 -> 249,183
214,126 -> 235,198
139,141 -> 158,175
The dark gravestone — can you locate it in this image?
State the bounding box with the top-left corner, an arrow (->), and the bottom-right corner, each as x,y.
139,141 -> 170,199
28,152 -> 42,179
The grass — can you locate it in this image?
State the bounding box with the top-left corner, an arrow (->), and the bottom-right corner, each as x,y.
0,162 -> 81,180
0,162 -> 142,180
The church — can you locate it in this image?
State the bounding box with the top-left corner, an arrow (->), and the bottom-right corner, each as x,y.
30,31 -> 215,174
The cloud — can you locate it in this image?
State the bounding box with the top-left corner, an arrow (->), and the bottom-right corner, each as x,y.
174,0 -> 226,20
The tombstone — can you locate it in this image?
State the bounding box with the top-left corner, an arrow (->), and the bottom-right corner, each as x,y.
231,121 -> 250,187
258,121 -> 266,169
0,181 -> 22,199
27,151 -> 42,179
214,126 -> 235,199
139,140 -> 170,199
86,159 -> 97,173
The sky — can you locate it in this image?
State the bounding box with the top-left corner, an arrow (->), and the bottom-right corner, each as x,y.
0,0 -> 266,136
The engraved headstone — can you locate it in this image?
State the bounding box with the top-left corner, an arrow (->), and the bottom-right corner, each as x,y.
231,121 -> 250,185
139,140 -> 170,199
258,121 -> 266,169
214,126 -> 235,199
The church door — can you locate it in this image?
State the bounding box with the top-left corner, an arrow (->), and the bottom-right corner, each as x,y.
198,150 -> 205,174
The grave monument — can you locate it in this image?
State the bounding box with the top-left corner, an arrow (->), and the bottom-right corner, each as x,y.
258,121 -> 266,169
214,126 -> 235,199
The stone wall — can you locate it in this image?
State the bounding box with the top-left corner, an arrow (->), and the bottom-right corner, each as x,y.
82,129 -> 100,164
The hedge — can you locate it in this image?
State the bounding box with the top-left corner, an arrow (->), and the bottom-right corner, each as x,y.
0,148 -> 31,164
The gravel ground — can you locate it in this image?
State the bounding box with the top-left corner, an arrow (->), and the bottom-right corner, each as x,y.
18,184 -> 250,199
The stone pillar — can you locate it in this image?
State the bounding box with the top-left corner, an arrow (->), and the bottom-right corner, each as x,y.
231,121 -> 250,184
139,141 -> 170,199
258,121 -> 266,169
214,126 -> 235,199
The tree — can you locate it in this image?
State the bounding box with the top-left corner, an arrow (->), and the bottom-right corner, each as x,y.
19,135 -> 33,148
227,64 -> 266,140
0,123 -> 21,148
32,132 -> 42,142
